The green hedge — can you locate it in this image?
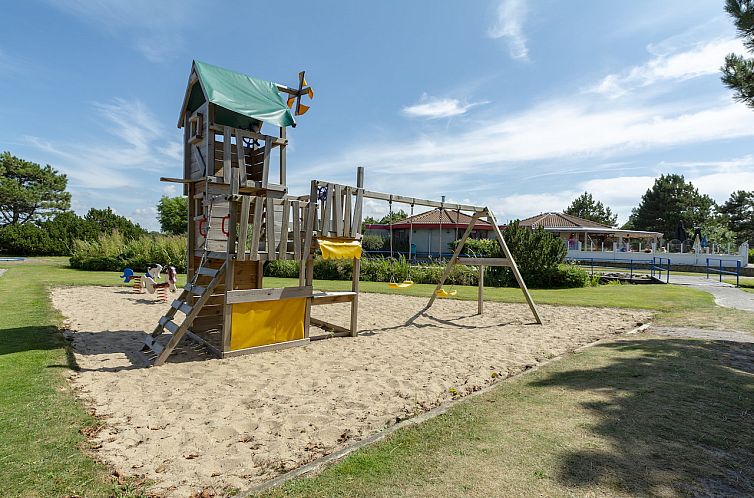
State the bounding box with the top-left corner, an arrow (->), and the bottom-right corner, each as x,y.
266,256 -> 591,289
69,232 -> 187,272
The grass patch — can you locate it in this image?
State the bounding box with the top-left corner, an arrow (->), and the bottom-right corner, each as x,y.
0,260 -> 148,496
262,334 -> 754,497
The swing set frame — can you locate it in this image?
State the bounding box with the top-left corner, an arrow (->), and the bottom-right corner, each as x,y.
361,186 -> 542,324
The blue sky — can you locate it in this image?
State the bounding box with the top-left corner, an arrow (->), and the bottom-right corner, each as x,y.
2,0 -> 753,230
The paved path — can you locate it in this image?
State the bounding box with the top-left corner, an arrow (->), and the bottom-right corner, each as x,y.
651,325 -> 754,343
668,274 -> 754,312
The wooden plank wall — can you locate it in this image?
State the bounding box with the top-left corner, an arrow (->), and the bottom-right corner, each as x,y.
189,103 -> 209,179
213,134 -> 266,182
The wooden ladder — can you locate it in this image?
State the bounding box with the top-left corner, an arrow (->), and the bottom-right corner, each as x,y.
144,261 -> 227,366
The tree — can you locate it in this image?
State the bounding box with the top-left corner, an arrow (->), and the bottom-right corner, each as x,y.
0,151 -> 71,226
564,192 -> 618,226
84,207 -> 146,240
719,190 -> 754,244
721,0 -> 754,109
157,196 -> 188,235
626,174 -> 715,240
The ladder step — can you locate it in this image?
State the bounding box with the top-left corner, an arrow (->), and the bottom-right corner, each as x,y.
185,283 -> 206,295
170,299 -> 193,315
197,267 -> 219,277
143,335 -> 164,354
163,320 -> 179,334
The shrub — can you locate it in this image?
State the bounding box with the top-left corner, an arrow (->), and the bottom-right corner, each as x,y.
749,248 -> 754,264
70,232 -> 187,272
362,234 -> 386,251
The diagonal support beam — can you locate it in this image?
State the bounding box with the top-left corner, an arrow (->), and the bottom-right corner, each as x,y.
486,210 -> 542,324
425,211 -> 483,310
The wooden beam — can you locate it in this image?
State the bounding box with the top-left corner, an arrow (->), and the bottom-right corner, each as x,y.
279,126 -> 286,185
456,257 -> 512,267
236,196 -> 251,261
261,138 -> 272,188
333,184 -> 343,236
250,197 -> 263,260
487,211 -> 542,324
292,200 -> 301,260
478,264 -> 484,315
222,338 -> 310,358
209,124 -> 286,146
309,317 -> 351,335
222,126 -> 232,184
350,166 -> 364,337
266,195 -> 276,259
358,188 -> 484,212
226,286 -> 313,304
311,291 -> 357,305
278,199 -> 290,260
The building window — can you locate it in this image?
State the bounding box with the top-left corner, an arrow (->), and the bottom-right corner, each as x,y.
189,112 -> 204,145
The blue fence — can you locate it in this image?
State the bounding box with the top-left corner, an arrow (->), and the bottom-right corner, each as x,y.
705,258 -> 740,287
570,256 -> 672,283
650,257 -> 671,284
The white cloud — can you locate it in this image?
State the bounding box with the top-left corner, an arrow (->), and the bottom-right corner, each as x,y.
488,0 -> 529,60
402,94 -> 483,119
310,98 -> 754,180
46,0 -> 198,62
26,97 -> 181,189
161,184 -> 178,197
591,38 -> 744,98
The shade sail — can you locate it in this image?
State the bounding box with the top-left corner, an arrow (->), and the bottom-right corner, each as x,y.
192,60 -> 295,128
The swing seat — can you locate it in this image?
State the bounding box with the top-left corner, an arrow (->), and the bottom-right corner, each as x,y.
388,280 -> 414,289
434,288 -> 457,298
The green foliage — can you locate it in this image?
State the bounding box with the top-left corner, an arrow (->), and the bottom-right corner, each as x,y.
266,223 -> 588,289
362,234 -> 386,251
719,190 -> 754,244
157,196 -> 188,235
362,209 -> 408,231
749,248 -> 754,264
701,214 -> 739,249
0,208 -> 145,256
721,0 -> 754,109
0,151 -> 70,226
84,207 -> 146,240
456,222 -> 575,288
69,232 -> 187,272
564,192 -> 617,226
626,174 -> 716,240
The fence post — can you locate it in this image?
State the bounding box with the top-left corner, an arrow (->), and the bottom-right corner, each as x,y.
706,258 -> 709,279
719,259 -> 723,283
737,261 -> 741,288
666,258 -> 671,284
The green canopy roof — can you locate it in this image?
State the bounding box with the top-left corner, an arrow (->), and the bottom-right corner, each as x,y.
186,60 -> 296,129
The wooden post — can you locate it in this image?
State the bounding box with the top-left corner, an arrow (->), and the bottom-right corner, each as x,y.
279,126 -> 286,185
350,166 -> 365,337
478,264 -> 484,315
223,126 -> 232,184
425,212 -> 482,309
222,200 -> 239,353
487,211 -> 542,324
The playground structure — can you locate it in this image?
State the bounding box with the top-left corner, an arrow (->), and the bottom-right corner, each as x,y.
143,60 -> 541,366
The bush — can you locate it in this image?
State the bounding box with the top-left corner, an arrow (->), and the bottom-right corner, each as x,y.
362,234 -> 386,252
70,232 -> 187,272
749,248 -> 754,264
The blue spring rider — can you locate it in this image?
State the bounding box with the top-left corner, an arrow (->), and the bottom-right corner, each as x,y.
120,268 -> 135,283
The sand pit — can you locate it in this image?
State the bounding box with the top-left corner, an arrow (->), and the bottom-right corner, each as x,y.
53,285 -> 651,496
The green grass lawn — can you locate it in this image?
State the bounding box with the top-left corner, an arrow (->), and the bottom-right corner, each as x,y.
1,257 -> 752,497
263,333 -> 754,497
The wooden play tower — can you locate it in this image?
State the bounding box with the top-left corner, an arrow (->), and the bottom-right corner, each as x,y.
144,60 -> 541,366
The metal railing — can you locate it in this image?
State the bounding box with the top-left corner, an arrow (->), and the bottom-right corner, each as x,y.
650,257 -> 671,284
706,258 -> 740,287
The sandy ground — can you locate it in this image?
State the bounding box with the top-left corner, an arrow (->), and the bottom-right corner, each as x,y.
53,286 -> 651,496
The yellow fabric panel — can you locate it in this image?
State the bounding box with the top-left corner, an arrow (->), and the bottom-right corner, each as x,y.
230,297 -> 306,351
318,237 -> 362,260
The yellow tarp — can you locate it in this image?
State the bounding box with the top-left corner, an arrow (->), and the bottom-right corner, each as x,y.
230,297 -> 306,351
318,237 -> 362,260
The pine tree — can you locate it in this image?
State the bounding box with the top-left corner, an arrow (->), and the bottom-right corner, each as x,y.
721,0 -> 754,108
719,190 -> 754,244
564,192 -> 618,226
626,174 -> 715,240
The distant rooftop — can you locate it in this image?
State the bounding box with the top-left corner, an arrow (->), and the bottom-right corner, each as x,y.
365,208 -> 493,229
517,212 -> 612,230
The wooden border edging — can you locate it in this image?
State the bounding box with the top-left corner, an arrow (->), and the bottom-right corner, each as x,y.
241,321 -> 653,496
